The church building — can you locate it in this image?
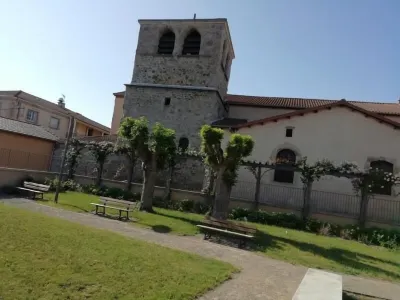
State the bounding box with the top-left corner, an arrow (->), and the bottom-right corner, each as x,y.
111,17 -> 400,220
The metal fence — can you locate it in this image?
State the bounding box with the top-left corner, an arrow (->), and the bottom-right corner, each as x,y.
0,148 -> 50,171
231,180 -> 400,225
368,196 -> 400,224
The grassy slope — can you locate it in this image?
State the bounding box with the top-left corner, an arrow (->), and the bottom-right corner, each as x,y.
41,192 -> 400,282
0,204 -> 236,300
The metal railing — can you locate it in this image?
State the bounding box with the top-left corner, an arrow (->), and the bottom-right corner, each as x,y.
231,180 -> 400,225
311,190 -> 360,218
367,196 -> 400,224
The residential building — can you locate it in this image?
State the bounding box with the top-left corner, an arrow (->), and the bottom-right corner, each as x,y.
0,90 -> 110,139
0,117 -> 58,170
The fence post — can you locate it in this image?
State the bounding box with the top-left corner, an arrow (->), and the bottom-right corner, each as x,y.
358,189 -> 369,227
302,181 -> 313,219
253,163 -> 262,210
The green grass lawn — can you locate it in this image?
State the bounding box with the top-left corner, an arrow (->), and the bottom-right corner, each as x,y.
0,204 -> 236,300
40,192 -> 400,282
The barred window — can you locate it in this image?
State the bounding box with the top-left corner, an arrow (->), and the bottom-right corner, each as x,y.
274,149 -> 296,183
370,160 -> 393,195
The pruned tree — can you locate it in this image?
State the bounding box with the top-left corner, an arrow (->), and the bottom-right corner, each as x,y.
200,125 -> 254,219
118,117 -> 176,211
88,141 -> 115,186
246,162 -> 272,209
115,121 -> 140,191
65,138 -> 87,179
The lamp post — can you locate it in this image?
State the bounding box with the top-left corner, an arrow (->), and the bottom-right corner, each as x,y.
54,115 -> 74,203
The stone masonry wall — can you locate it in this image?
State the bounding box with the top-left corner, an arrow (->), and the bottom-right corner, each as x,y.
123,86 -> 225,148
133,20 -> 232,97
50,143 -> 205,191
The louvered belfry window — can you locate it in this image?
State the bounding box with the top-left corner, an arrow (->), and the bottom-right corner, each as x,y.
158,30 -> 175,54
182,30 -> 201,55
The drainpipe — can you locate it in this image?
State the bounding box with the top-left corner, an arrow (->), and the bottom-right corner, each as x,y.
14,91 -> 22,120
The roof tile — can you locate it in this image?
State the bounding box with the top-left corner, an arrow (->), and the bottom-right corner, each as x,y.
226,94 -> 400,116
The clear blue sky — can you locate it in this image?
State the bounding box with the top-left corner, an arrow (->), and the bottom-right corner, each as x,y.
1,0 -> 399,128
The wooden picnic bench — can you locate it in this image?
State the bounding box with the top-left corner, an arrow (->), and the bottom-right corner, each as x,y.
197,216 -> 257,248
90,197 -> 136,220
16,181 -> 50,200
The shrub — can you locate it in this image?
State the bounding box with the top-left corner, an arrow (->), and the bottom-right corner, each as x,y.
1,185 -> 18,194
19,175 -> 34,186
174,199 -> 194,212
44,178 -> 82,193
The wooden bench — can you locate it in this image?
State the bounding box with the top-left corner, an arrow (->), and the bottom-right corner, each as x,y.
197,216 -> 257,248
90,197 -> 136,220
16,181 -> 50,200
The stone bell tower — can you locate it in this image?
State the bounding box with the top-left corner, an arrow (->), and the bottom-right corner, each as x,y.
123,17 -> 235,149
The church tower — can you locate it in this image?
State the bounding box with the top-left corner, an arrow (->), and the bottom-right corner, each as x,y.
123,17 -> 235,148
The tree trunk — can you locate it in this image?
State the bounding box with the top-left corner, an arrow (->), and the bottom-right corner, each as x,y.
302,181 -> 313,220
140,157 -> 157,212
254,164 -> 262,210
125,160 -> 134,191
211,168 -> 231,220
358,188 -> 369,227
202,167 -> 216,196
96,163 -> 104,186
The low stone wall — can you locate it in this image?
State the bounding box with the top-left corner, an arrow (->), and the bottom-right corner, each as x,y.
50,144 -> 206,191
0,167 -> 398,230
0,167 -> 55,187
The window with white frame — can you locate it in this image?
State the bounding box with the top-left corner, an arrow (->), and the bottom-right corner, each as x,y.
26,109 -> 39,123
49,117 -> 60,129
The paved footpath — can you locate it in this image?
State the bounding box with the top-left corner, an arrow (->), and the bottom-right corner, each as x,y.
2,198 -> 400,300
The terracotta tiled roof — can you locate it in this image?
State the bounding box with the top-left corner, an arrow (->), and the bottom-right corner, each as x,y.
226,94 -> 400,116
230,100 -> 400,130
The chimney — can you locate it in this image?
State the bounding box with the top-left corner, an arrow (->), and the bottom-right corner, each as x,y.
58,97 -> 65,108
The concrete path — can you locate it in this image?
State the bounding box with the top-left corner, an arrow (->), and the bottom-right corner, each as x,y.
2,198 -> 400,300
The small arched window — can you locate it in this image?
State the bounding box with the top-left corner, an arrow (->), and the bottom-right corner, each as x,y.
158,30 -> 175,54
274,149 -> 296,183
178,137 -> 189,152
370,160 -> 393,195
182,30 -> 201,55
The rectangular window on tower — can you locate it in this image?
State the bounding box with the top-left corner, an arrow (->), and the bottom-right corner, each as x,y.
285,128 -> 293,137
164,97 -> 171,106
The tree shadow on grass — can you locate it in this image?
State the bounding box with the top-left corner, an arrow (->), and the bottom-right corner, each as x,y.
151,225 -> 171,233
256,234 -> 400,280
153,211 -> 203,227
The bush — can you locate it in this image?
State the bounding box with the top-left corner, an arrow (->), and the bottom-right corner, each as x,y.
1,185 -> 18,194
44,178 -> 82,193
19,175 -> 34,187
